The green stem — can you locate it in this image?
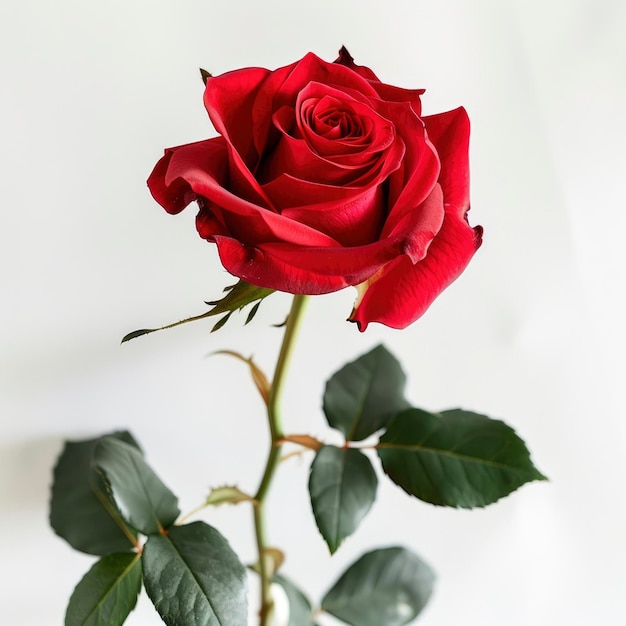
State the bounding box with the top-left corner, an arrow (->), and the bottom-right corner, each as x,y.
254,294 -> 309,626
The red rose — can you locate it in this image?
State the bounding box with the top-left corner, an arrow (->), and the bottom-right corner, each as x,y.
148,48 -> 482,330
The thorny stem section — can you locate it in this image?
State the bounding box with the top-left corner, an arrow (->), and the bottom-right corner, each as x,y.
254,295 -> 309,626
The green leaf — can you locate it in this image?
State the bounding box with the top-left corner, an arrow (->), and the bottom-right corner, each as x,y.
93,437 -> 180,534
142,522 -> 247,626
50,431 -> 139,555
378,408 -> 547,508
309,446 -> 377,554
121,280 -> 275,342
199,67 -> 212,84
323,345 -> 411,442
65,553 -> 142,626
273,574 -> 315,626
321,547 -> 434,626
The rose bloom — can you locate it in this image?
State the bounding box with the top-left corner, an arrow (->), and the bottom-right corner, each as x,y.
148,48 -> 482,330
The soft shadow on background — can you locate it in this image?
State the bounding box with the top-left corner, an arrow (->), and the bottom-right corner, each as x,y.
1,1 -> 625,624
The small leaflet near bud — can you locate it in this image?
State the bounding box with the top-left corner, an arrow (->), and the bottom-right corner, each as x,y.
199,68 -> 212,85
211,313 -> 232,333
337,46 -> 354,65
205,485 -> 255,507
245,301 -> 262,325
206,280 -> 275,332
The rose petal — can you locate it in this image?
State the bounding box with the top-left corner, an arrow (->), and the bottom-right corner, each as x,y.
281,185 -> 386,246
272,103 -> 380,170
252,52 -> 381,155
147,139 -> 226,215
368,82 -> 425,116
422,107 -> 471,217
383,184 -> 445,262
334,47 -> 425,115
275,52 -> 381,110
148,147 -> 200,215
296,82 -> 396,158
212,228 -> 420,294
377,100 -> 441,231
212,189 -> 448,291
204,70 -> 276,210
203,66 -> 270,165
148,138 -> 341,248
212,236 -> 348,294
261,109 -> 379,187
350,106 -> 480,331
261,128 -> 404,213
349,212 -> 483,330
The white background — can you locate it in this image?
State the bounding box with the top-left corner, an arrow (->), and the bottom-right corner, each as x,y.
1,1 -> 625,624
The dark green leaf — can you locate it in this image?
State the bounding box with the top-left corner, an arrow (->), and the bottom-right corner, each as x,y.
378,408 -> 547,508
50,431 -> 139,555
309,446 -> 377,554
199,68 -> 212,84
273,574 -> 315,626
321,547 -> 434,626
323,345 -> 410,442
65,553 -> 142,626
143,522 -> 247,626
93,438 -> 180,535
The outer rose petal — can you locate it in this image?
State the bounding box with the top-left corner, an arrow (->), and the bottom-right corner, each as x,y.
212,234 -> 419,295
350,107 -> 480,330
213,236 -> 348,294
211,214 -> 438,295
147,139 -> 222,215
203,67 -> 270,166
376,99 -> 440,228
422,107 -> 470,217
204,69 -> 275,210
349,214 -> 483,330
148,138 -> 340,247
